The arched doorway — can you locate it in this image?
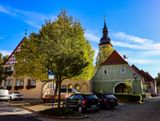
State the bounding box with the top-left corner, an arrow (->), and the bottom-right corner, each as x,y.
74,83 -> 80,91
68,84 -> 73,89
81,83 -> 89,92
114,82 -> 131,93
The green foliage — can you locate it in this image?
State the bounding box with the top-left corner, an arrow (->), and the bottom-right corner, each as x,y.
15,11 -> 94,81
155,73 -> 160,91
114,93 -> 142,102
15,10 -> 94,108
124,80 -> 132,87
0,53 -> 9,84
96,44 -> 114,69
0,53 -> 3,84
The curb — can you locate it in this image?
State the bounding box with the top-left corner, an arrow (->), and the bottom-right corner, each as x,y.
16,105 -> 89,119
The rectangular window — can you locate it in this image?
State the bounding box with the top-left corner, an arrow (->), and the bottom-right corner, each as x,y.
6,80 -> 12,86
28,79 -> 36,86
15,80 -> 23,86
103,69 -> 108,75
120,67 -> 126,74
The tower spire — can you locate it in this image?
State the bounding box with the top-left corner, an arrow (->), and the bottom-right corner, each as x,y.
103,16 -> 108,37
99,17 -> 111,45
104,16 -> 106,28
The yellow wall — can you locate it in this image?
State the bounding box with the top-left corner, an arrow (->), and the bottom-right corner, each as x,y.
2,76 -> 46,99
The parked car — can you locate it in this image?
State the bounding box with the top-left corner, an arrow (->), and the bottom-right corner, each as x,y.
0,89 -> 9,101
9,92 -> 23,100
63,93 -> 100,113
96,93 -> 118,109
42,88 -> 79,102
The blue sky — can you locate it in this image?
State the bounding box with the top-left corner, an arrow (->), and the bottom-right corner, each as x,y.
0,0 -> 160,77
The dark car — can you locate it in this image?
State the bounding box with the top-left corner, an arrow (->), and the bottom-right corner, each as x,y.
96,93 -> 118,109
63,93 -> 100,113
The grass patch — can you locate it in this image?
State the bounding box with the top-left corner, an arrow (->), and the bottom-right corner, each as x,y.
40,107 -> 78,116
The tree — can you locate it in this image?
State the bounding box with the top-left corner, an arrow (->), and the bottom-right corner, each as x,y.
0,53 -> 3,85
0,53 -> 9,85
96,44 -> 114,69
155,73 -> 160,91
15,11 -> 94,108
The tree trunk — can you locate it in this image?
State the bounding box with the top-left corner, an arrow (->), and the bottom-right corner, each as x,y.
54,80 -> 58,96
58,80 -> 62,108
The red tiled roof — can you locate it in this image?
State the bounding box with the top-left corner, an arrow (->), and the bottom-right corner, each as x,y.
146,72 -> 154,80
141,70 -> 154,82
131,65 -> 144,77
101,50 -> 128,65
131,65 -> 154,82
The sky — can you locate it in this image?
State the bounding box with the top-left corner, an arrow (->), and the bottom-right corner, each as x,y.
0,0 -> 160,77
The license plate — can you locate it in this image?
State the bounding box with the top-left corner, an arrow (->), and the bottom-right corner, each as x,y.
91,105 -> 97,108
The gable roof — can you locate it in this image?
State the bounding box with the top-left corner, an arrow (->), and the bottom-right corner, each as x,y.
4,37 -> 26,65
101,50 -> 128,65
131,64 -> 154,82
141,70 -> 154,82
131,65 -> 144,77
146,72 -> 154,80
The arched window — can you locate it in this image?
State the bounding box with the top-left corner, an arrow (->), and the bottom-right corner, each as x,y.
75,84 -> 80,91
68,84 -> 73,89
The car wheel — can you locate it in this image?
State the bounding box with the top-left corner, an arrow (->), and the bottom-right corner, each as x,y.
10,97 -> 12,101
63,102 -> 67,108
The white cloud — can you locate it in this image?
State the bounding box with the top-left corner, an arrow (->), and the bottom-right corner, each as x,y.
113,32 -> 147,44
112,32 -> 160,51
0,4 -> 56,28
85,31 -> 160,66
128,58 -> 157,65
0,4 -> 13,15
85,32 -> 99,43
0,50 -> 11,56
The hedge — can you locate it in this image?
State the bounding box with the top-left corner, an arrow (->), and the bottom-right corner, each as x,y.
114,93 -> 142,102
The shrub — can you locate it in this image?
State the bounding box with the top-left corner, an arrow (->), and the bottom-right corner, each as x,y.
114,93 -> 142,102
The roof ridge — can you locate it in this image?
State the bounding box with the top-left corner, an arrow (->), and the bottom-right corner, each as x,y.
101,50 -> 128,65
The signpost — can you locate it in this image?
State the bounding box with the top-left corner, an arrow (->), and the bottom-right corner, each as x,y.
48,70 -> 55,111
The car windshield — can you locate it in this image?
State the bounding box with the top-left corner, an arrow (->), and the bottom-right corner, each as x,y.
13,92 -> 20,94
84,94 -> 98,99
104,95 -> 116,98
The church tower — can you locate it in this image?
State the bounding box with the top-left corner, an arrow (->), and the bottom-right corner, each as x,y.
96,18 -> 114,68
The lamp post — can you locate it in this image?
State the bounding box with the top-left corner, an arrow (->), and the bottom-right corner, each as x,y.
48,70 -> 55,111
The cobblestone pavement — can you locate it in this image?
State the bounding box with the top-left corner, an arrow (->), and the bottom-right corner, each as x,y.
1,96 -> 160,121
37,96 -> 160,121
0,101 -> 32,115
